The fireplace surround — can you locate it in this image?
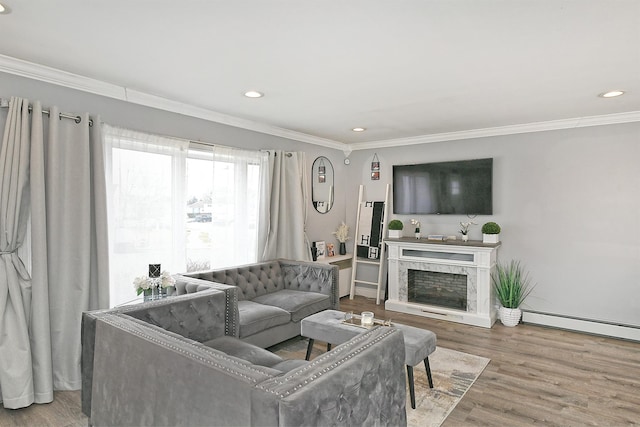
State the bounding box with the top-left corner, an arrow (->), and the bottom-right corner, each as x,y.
386,238 -> 500,328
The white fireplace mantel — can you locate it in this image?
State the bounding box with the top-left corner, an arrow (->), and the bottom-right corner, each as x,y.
385,238 -> 500,328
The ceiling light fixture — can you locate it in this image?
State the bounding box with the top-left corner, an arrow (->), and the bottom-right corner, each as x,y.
352,127 -> 366,132
244,90 -> 264,98
0,3 -> 6,13
598,90 -> 625,98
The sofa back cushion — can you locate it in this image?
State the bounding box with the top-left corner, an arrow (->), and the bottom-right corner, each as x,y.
187,261 -> 285,301
125,290 -> 227,343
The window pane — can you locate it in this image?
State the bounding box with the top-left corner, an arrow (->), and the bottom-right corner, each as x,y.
109,147 -> 180,306
185,152 -> 262,271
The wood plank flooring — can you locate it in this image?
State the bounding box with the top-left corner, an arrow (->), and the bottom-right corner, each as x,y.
1,295 -> 639,426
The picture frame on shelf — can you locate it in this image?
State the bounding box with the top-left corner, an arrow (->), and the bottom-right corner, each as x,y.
314,241 -> 326,259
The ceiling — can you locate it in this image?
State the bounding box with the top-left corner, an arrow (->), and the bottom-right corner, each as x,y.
0,0 -> 638,150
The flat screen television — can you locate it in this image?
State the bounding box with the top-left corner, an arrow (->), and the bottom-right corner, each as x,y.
393,158 -> 493,215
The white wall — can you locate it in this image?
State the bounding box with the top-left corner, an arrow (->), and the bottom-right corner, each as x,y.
346,123 -> 640,328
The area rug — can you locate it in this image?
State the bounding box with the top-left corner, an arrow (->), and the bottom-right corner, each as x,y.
271,339 -> 490,427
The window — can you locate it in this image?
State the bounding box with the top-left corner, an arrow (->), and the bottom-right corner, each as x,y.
185,144 -> 267,272
104,126 -> 267,307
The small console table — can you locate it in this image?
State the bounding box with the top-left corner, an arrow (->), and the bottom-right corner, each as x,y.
315,253 -> 353,298
386,238 -> 500,328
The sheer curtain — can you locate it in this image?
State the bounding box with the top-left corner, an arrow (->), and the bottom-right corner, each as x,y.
0,97 -> 108,408
186,144 -> 269,270
103,125 -> 188,306
261,150 -> 311,261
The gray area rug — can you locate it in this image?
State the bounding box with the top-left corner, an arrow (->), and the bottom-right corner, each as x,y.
271,338 -> 490,427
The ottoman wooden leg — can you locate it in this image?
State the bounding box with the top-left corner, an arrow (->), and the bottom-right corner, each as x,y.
406,365 -> 416,409
305,338 -> 315,361
424,357 -> 433,388
327,343 -> 332,351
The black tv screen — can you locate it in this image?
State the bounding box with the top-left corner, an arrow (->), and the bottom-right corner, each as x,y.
393,158 -> 493,215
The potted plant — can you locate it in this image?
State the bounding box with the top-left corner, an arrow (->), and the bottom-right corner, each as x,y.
388,219 -> 404,238
459,220 -> 477,242
492,260 -> 535,327
410,219 -> 421,239
482,221 -> 501,244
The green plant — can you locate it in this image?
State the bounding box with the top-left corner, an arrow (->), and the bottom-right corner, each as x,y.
482,222 -> 501,234
388,219 -> 404,230
492,260 -> 535,309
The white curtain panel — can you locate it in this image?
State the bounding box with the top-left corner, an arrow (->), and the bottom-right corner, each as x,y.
103,125 -> 188,307
202,145 -> 269,269
261,151 -> 311,261
0,97 -> 108,409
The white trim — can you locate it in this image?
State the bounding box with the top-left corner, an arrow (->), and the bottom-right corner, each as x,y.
2,53 -> 639,153
349,111 -> 640,151
522,311 -> 640,342
0,54 -> 125,99
124,89 -> 348,151
0,54 -> 348,152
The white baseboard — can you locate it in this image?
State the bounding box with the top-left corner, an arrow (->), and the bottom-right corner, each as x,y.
522,311 -> 640,342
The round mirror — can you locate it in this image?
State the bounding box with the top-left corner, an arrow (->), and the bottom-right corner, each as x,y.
312,156 -> 334,214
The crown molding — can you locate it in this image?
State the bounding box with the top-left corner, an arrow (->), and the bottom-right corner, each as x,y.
2,54 -> 638,155
0,54 -> 348,152
124,89 -> 348,151
348,111 -> 640,151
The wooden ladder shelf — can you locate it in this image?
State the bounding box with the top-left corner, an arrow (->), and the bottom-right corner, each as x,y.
349,184 -> 390,305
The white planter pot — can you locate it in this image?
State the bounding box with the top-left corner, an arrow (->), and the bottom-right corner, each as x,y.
388,229 -> 403,239
462,234 -> 469,242
483,233 -> 500,244
499,306 -> 522,327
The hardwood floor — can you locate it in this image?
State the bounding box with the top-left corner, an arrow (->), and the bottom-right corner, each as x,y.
340,296 -> 640,426
1,295 -> 639,426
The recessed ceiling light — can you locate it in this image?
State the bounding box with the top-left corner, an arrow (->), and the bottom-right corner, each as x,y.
0,4 -> 5,13
0,3 -> 8,14
352,127 -> 366,132
244,90 -> 264,98
598,90 -> 625,98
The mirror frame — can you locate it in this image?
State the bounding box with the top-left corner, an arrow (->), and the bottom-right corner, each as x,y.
311,156 -> 334,214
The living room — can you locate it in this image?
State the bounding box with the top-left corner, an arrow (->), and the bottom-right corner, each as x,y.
1,1 -> 639,426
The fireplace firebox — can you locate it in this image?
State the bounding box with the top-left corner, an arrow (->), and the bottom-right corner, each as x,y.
408,270 -> 467,310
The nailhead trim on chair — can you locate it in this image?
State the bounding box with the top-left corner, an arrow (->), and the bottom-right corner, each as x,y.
256,327 -> 400,398
99,313 -> 275,383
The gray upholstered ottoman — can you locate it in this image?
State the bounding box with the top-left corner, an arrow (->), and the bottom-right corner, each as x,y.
301,309 -> 436,409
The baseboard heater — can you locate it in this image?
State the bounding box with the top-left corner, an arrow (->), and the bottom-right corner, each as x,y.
522,310 -> 640,342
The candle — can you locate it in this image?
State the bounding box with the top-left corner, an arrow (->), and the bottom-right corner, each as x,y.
361,311 -> 374,326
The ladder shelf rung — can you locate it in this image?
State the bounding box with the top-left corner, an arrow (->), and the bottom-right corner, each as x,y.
354,279 -> 378,286
355,258 -> 381,265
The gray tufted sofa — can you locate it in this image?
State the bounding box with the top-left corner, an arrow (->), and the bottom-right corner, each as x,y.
173,259 -> 339,348
82,289 -> 408,426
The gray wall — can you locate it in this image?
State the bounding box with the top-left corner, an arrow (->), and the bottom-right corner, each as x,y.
345,122 -> 640,327
4,71 -> 639,327
0,71 -> 349,260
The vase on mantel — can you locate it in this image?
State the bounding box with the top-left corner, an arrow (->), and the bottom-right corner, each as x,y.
462,234 -> 469,242
339,242 -> 346,255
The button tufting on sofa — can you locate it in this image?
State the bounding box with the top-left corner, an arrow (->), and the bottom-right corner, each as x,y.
175,260 -> 339,349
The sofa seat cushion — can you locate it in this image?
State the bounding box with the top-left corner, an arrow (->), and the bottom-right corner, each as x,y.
237,300 -> 291,338
252,289 -> 331,322
203,336 -> 284,367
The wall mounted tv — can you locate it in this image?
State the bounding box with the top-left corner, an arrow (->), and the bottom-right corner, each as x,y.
393,158 -> 493,215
